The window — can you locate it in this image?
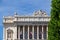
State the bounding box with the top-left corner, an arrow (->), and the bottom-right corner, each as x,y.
7,29 -> 13,40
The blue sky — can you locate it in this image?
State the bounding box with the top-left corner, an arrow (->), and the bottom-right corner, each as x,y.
0,0 -> 51,40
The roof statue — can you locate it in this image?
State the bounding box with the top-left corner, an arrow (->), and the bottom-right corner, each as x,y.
14,12 -> 18,16
33,10 -> 48,17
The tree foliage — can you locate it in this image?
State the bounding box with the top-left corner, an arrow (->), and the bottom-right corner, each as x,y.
48,0 -> 60,40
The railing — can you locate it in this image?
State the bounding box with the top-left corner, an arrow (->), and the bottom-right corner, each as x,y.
3,16 -> 50,23
14,17 -> 50,22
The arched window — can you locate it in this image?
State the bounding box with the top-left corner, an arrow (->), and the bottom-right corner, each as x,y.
7,29 -> 13,40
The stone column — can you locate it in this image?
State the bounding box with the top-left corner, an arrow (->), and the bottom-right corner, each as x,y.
37,26 -> 39,39
15,25 -> 18,40
32,25 -> 34,39
28,25 -> 29,39
47,25 -> 48,40
23,26 -> 25,39
18,26 -> 20,40
3,27 -> 6,40
6,29 -> 7,40
42,25 -> 44,40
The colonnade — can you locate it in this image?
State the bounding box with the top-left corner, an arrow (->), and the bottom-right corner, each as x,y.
17,25 -> 48,40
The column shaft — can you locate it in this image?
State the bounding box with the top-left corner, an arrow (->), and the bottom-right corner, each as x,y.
42,25 -> 44,40
23,26 -> 25,39
18,27 -> 20,40
6,29 -> 7,40
37,26 -> 39,39
28,26 -> 29,39
32,26 -> 34,39
47,26 -> 48,40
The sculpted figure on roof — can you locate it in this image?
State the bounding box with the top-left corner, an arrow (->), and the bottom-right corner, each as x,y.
33,10 -> 48,17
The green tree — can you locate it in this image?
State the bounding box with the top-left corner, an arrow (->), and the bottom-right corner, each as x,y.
48,0 -> 60,40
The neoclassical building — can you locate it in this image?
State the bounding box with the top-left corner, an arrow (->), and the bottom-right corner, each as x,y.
3,10 -> 50,40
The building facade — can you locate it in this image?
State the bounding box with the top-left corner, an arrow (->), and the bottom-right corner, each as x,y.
3,10 -> 50,40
